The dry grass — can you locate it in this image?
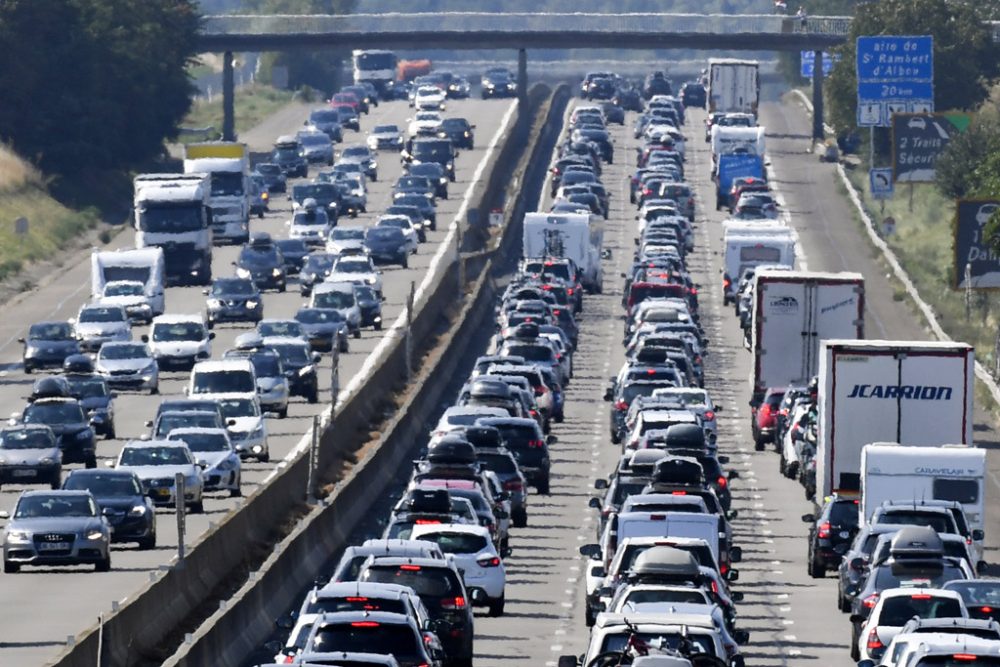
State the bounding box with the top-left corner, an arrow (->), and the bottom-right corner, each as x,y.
0,144 -> 43,192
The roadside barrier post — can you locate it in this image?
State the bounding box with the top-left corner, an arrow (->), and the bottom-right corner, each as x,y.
175,473 -> 186,566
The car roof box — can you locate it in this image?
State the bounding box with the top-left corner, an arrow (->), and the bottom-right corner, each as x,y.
406,488 -> 453,514
464,425 -> 503,449
630,546 -> 701,579
889,525 -> 945,559
664,424 -> 706,451
651,456 -> 704,487
426,437 -> 477,465
470,380 -> 511,399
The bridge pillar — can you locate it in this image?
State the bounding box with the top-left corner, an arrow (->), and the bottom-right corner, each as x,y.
517,48 -> 528,107
222,50 -> 235,141
811,49 -> 825,141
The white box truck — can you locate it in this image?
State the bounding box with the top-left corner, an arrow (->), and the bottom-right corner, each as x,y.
751,270 -> 864,398
707,58 -> 760,116
816,340 -> 975,504
722,222 -> 796,304
861,442 -> 985,564
91,248 -> 166,317
523,212 -> 604,293
183,142 -> 250,246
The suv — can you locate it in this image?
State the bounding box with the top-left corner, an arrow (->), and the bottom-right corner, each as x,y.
20,396 -> 97,468
273,135 -> 308,178
803,494 -> 860,577
301,611 -> 441,667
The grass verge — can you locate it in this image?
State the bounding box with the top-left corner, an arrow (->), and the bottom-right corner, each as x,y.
179,84 -> 296,142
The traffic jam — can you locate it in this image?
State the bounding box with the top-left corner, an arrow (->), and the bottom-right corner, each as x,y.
2,46 -> 1000,667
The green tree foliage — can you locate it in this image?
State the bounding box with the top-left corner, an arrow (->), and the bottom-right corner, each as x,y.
936,112 -> 1000,199
250,0 -> 355,94
0,0 -> 199,176
825,0 -> 1000,132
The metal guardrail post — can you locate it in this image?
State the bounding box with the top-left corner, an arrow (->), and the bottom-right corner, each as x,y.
307,414 -> 320,503
457,221 -> 465,293
222,51 -> 235,141
517,49 -> 528,109
405,281 -> 415,382
175,473 -> 186,566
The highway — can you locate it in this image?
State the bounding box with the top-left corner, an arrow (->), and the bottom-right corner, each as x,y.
0,95 -> 516,665
227,84 -> 1000,667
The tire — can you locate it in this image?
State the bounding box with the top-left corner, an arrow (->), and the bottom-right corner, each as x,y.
230,482 -> 242,498
610,430 -> 621,444
258,452 -> 270,463
850,625 -> 861,662
307,388 -> 319,404
512,509 -> 527,528
400,255 -> 409,269
787,462 -> 799,479
277,407 -> 288,419
23,364 -> 33,374
95,555 -> 111,572
50,474 -> 61,490
554,413 -> 564,423
488,595 -> 505,617
85,455 -> 97,470
190,500 -> 204,514
278,283 -> 286,293
150,385 -> 159,395
4,560 -> 20,573
106,424 -> 116,440
839,591 -> 852,613
537,479 -> 550,495
374,321 -> 382,331
137,533 -> 156,550
353,329 -> 361,339
340,340 -> 349,354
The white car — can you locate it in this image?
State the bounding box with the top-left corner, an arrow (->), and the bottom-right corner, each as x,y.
310,282 -> 363,338
367,124 -> 404,151
855,587 -> 968,664
167,427 -> 241,497
580,614 -> 730,667
408,111 -> 443,137
326,255 -> 383,295
215,395 -> 268,462
95,341 -> 159,394
411,523 -> 507,616
74,304 -> 131,352
414,85 -> 447,111
256,319 -> 308,343
339,175 -> 368,213
288,207 -> 333,245
148,314 -> 213,371
432,406 -> 510,437
376,215 -> 420,251
98,280 -> 155,324
115,439 -> 205,512
326,225 -> 367,255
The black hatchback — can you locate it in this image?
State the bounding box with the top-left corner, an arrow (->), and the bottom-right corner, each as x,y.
63,469 -> 156,549
20,322 -> 80,373
477,417 -> 552,494
364,227 -> 409,268
803,494 -> 860,577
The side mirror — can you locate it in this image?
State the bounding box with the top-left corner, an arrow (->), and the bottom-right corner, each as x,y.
726,569 -> 739,582
102,507 -> 114,517
734,630 -> 750,645
588,497 -> 601,509
208,332 -> 216,340
109,392 -> 117,399
547,435 -> 558,445
0,510 -> 11,519
558,656 -> 580,667
717,455 -> 729,464
594,478 -> 608,490
202,289 -> 210,296
227,419 -> 237,427
729,546 -> 742,563
501,547 -> 513,558
143,420 -> 153,428
849,614 -> 864,625
727,509 -> 739,520
801,513 -> 815,523
714,406 -> 724,413
312,352 -> 322,364
973,529 -> 985,541
850,557 -> 866,571
603,388 -> 613,401
728,470 -> 739,480
730,591 -> 744,602
140,334 -> 149,343
579,543 -> 602,558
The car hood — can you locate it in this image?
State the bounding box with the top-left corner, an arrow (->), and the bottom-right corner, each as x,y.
98,358 -> 152,373
79,396 -> 111,411
194,451 -> 232,468
326,271 -> 376,284
212,293 -> 257,301
373,132 -> 399,139
99,296 -> 147,308
27,339 -> 77,350
299,322 -> 343,335
227,416 -> 261,434
93,497 -> 143,512
76,322 -> 128,336
119,464 -> 198,480
0,447 -> 61,465
150,340 -> 203,356
42,422 -> 89,436
7,516 -> 104,534
366,238 -> 405,251
328,239 -> 365,252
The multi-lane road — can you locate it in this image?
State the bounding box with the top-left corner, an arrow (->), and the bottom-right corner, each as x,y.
0,95 -> 516,664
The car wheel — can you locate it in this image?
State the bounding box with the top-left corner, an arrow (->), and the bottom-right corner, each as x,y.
258,452 -> 270,463
50,474 -> 60,490
137,533 -> 156,550
206,319 -> 214,330
230,481 -> 242,498
555,413 -> 564,423
106,424 -> 116,440
850,624 -> 861,661
278,407 -> 288,419
353,329 -> 361,339
340,341 -> 349,353
23,364 -> 32,374
85,455 -> 97,470
374,321 -> 382,331
307,388 -> 319,404
537,479 -> 550,495
584,607 -> 596,627
190,500 -> 204,514
4,560 -> 20,573
400,255 -> 409,269
95,555 -> 111,572
512,509 -> 527,528
488,594 -> 505,617
278,283 -> 286,293
150,385 -> 159,396
839,591 -> 852,613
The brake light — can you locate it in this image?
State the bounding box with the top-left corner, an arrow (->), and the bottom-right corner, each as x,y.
415,519 -> 441,525
817,521 -> 831,539
441,596 -> 467,609
866,628 -> 884,651
528,439 -> 545,448
646,369 -> 656,375
553,309 -> 561,316
953,655 -> 979,662
717,475 -> 727,489
478,556 -> 501,567
567,288 -> 575,295
671,491 -> 687,496
862,593 -> 879,609
503,480 -> 523,491
650,514 -> 665,521
530,409 -> 539,417
723,277 -> 731,289
710,580 -> 719,594
283,656 -> 295,664
615,400 -> 628,410
351,621 -> 380,627
704,410 -> 715,421
400,564 -> 422,571
981,606 -> 994,614
346,596 -> 369,602
689,287 -> 698,295
910,594 -> 932,600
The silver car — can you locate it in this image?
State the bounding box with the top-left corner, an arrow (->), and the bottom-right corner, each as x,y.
95,341 -> 159,394
0,424 -> 62,489
73,304 -> 131,352
167,428 -> 241,497
1,490 -> 111,572
297,130 -> 334,165
115,440 -> 205,512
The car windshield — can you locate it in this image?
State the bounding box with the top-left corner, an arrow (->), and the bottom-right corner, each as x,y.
441,119 -> 466,129
0,429 -> 54,450
335,259 -> 371,273
211,281 -> 255,297
192,370 -> 255,394
367,227 -> 403,242
256,164 -> 281,176
373,125 -> 398,134
477,452 -> 517,474
308,623 -> 420,661
303,255 -> 335,273
271,344 -> 310,366
15,495 -> 96,519
310,110 -> 339,123
101,344 -> 147,361
79,307 -> 123,323
259,321 -> 303,338
332,227 -> 365,240
63,376 -> 109,399
342,146 -> 368,157
119,446 -> 191,466
152,322 -> 204,342
218,398 -> 259,419
314,291 -> 354,309
914,659 -> 1000,667
29,323 -> 74,341
829,500 -> 861,527
24,402 -> 84,425
300,134 -> 328,147
104,282 -> 143,297
879,595 -> 964,626
413,144 -> 450,161
63,474 -> 141,497
274,146 -> 300,161
379,218 -> 408,230
354,286 -> 378,302
415,113 -> 438,121
296,309 -> 344,325
210,172 -> 244,197
249,353 -> 282,376
169,432 -> 230,452
239,246 -> 281,266
156,413 -> 218,435
947,582 -> 1000,606
276,240 -> 307,255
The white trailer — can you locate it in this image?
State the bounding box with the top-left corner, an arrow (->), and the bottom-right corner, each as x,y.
91,248 -> 166,316
710,125 -> 766,162
816,340 -> 975,504
751,270 -> 864,397
707,58 -> 760,115
523,212 -> 604,293
722,223 -> 796,303
861,442 -> 985,563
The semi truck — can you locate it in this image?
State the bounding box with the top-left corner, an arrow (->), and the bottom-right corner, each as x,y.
352,49 -> 398,93
183,142 -> 250,246
816,339 -> 975,504
750,270 -> 865,400
133,173 -> 213,286
523,212 -> 604,293
707,58 -> 760,116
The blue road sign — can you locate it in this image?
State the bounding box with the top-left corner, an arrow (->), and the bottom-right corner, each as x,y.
856,35 -> 934,127
800,51 -> 838,78
870,168 -> 894,199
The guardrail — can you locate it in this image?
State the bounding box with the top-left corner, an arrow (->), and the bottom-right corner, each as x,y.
48,91 -> 535,667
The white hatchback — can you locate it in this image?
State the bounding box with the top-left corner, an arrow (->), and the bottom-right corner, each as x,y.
411,523 -> 507,616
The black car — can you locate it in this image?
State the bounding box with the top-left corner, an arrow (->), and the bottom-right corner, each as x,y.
405,138 -> 456,183
60,372 -> 116,440
353,284 -> 383,330
335,106 -> 361,132
394,175 -> 437,201
291,182 -> 343,222
407,162 -> 449,199
643,71 -> 673,99
268,339 -> 320,403
439,117 -> 475,150
364,227 -> 409,269
681,82 -> 707,109
299,253 -> 336,297
482,70 -> 516,98
204,278 -> 264,328
274,238 -> 309,275
599,101 -> 626,125
803,494 -> 860,577
307,108 -> 344,142
477,417 -> 552,494
586,77 -> 616,101
613,87 -> 644,112
20,321 -> 80,373
272,136 -> 308,178
394,193 -> 437,231
21,397 -> 96,467
236,236 -> 287,292
254,163 -> 287,193
573,128 -> 613,163
63,469 -> 156,549
294,307 -> 349,354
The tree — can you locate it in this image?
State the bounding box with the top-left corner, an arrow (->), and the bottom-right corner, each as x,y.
0,0 -> 199,176
825,0 -> 1000,132
936,112 -> 1000,199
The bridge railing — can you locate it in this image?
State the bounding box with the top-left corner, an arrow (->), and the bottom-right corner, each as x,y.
201,12 -> 851,36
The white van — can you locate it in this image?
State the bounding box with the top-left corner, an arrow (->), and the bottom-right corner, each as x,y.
188,359 -> 257,400
149,314 -> 214,370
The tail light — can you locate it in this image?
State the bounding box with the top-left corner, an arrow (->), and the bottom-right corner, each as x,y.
981,606 -> 994,614
862,593 -> 879,609
415,519 -> 441,525
910,594 -> 932,600
528,439 -> 545,448
689,287 -> 698,295
441,596 -> 467,609
866,628 -> 884,652
567,288 -> 575,295
817,521 -> 831,539
694,355 -> 703,366
671,490 -> 687,496
530,409 -> 539,417
477,556 -> 501,567
283,656 -> 295,664
400,564 -> 422,571
553,309 -> 561,316
704,410 -> 715,421
503,480 -> 523,491
720,562 -> 728,575
351,621 -> 381,627
534,386 -> 546,396
723,277 -> 732,289
953,655 -> 979,662
716,475 -> 728,489
346,596 -> 369,602
615,400 -> 628,410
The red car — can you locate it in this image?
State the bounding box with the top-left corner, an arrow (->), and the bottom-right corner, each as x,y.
329,92 -> 360,113
751,386 -> 786,450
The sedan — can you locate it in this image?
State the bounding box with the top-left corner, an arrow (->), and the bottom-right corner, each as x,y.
295,307 -> 350,353
364,227 -> 410,269
167,428 -> 241,497
274,239 -> 309,275
407,162 -> 449,199
116,440 -> 205,512
95,341 -> 159,395
408,111 -> 443,138
327,255 -> 384,295
0,424 -> 62,490
204,278 -> 264,327
367,124 -> 404,151
393,193 -> 437,231
1,490 -> 111,572
325,226 -> 366,256
20,321 -> 80,373
299,253 -> 336,296
414,85 -> 447,111
74,304 -> 131,353
377,214 -> 422,248
62,469 -> 156,549
438,117 -> 475,150
253,162 -> 287,193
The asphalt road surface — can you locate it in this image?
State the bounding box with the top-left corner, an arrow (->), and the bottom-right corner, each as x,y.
0,95 -> 516,665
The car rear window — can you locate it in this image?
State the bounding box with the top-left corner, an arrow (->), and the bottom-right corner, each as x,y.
879,510 -> 955,534
308,623 -> 420,660
477,452 -> 517,474
362,566 -> 462,601
305,596 -> 407,615
416,531 -> 487,554
879,595 -> 964,626
828,500 -> 860,527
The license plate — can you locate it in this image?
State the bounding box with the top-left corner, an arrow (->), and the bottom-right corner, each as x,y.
12,469 -> 37,478
154,489 -> 170,497
38,542 -> 69,551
